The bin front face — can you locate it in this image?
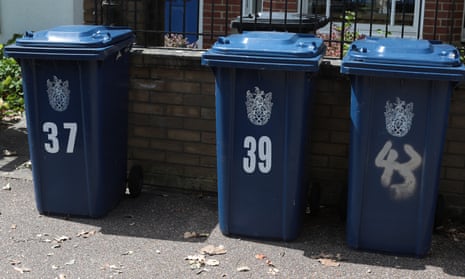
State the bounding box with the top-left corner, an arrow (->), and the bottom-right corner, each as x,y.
342,38 -> 465,257
203,32 -> 325,240
215,67 -> 313,240
6,26 -> 134,217
347,76 -> 451,256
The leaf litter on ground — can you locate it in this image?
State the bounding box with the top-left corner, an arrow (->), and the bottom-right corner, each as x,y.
186,245 -> 227,273
183,231 -> 210,239
313,252 -> 342,267
199,244 -> 227,255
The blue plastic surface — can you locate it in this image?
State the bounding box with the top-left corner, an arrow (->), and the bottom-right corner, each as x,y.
202,31 -> 326,71
202,32 -> 325,240
341,37 -> 465,81
341,38 -> 465,257
4,26 -> 134,217
5,25 -> 134,60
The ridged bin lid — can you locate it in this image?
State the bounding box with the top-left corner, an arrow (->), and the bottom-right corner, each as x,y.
5,25 -> 135,60
202,31 -> 326,71
15,25 -> 133,48
341,37 -> 465,81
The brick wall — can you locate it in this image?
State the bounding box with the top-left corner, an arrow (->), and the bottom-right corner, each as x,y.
128,49 -> 217,193
423,0 -> 464,44
128,49 -> 465,220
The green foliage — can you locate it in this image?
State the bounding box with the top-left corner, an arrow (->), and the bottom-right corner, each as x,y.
0,35 -> 24,119
164,33 -> 198,48
318,11 -> 366,58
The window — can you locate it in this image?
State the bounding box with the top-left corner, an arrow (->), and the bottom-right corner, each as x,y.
243,0 -> 264,15
309,0 -> 422,38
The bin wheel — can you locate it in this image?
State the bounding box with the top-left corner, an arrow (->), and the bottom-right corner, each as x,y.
339,185 -> 348,222
434,194 -> 445,231
127,165 -> 143,198
308,182 -> 321,215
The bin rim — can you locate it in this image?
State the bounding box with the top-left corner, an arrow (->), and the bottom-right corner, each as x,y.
14,25 -> 135,48
4,26 -> 135,61
341,37 -> 465,81
202,31 -> 326,71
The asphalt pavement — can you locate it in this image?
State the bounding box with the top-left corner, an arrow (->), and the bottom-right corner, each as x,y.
1,119 -> 465,278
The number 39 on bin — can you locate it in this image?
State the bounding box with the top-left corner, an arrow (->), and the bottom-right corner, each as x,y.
242,136 -> 272,174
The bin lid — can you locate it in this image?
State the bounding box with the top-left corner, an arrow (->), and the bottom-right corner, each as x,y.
341,37 -> 465,81
5,25 -> 135,60
201,31 -> 326,71
15,25 -> 133,48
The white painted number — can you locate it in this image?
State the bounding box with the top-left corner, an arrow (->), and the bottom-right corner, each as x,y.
258,136 -> 272,173
43,122 -> 59,154
42,122 -> 78,154
63,123 -> 77,153
242,136 -> 272,174
243,136 -> 257,174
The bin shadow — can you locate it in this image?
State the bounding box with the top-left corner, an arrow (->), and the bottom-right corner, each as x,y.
251,206 -> 465,277
0,121 -> 30,173
69,188 -> 219,242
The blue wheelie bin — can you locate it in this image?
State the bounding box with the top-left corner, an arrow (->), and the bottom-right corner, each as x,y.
341,37 -> 465,257
5,25 -> 135,217
202,32 -> 325,241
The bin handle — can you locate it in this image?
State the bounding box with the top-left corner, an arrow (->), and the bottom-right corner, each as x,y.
92,31 -> 112,43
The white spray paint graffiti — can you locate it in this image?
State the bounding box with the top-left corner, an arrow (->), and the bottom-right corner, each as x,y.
375,140 -> 422,200
245,86 -> 273,126
374,97 -> 422,200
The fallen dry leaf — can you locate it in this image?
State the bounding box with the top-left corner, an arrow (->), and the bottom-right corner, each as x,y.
318,258 -> 340,267
199,245 -> 227,255
9,259 -> 21,265
3,149 -> 17,156
76,230 -> 97,238
185,254 -> 220,269
13,266 -> 31,273
268,267 -> 280,275
237,266 -> 251,272
183,231 -> 210,239
255,253 -> 267,260
55,235 -> 71,242
205,259 -> 220,266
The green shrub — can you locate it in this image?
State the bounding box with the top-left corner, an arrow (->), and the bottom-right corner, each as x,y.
0,35 -> 24,119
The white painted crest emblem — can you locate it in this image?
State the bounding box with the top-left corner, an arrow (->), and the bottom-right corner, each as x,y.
384,97 -> 414,137
245,86 -> 273,126
47,76 -> 70,112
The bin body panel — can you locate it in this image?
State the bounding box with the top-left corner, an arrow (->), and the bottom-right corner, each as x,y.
7,26 -> 134,217
20,51 -> 130,217
346,75 -> 451,256
215,67 -> 313,240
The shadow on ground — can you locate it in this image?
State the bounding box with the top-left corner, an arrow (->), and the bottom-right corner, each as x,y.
63,187 -> 465,278
61,188 -> 220,242
0,120 -> 29,173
